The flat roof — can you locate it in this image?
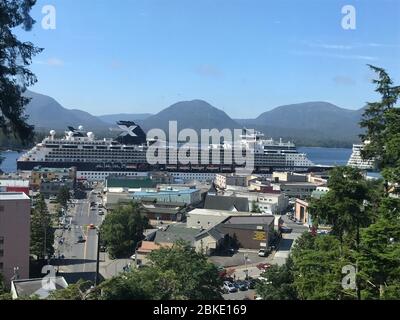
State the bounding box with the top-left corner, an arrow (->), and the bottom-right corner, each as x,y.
225,215 -> 275,225
134,188 -> 199,196
0,179 -> 30,187
187,208 -> 252,217
12,277 -> 68,299
0,192 -> 30,200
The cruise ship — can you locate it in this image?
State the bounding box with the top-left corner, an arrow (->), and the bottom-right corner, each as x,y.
347,143 -> 375,170
17,121 -> 315,181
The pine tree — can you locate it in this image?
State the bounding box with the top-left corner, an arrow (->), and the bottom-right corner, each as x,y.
360,65 -> 400,185
0,0 -> 43,144
30,194 -> 54,260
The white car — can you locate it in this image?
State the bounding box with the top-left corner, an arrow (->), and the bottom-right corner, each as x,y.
223,281 -> 238,293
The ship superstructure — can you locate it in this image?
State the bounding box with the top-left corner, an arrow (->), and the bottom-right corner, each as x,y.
17,122 -> 315,181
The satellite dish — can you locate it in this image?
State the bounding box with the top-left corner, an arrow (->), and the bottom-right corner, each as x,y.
50,130 -> 56,136
67,131 -> 74,138
78,125 -> 84,131
87,132 -> 94,139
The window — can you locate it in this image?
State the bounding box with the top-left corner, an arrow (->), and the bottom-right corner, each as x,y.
0,262 -> 3,271
0,250 -> 3,257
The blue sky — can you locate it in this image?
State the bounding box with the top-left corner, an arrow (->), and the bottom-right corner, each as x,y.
16,0 -> 400,118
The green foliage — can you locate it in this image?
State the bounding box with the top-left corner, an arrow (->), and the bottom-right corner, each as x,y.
0,273 -> 6,294
251,200 -> 262,213
57,186 -> 70,208
360,65 -> 400,184
30,194 -> 54,259
291,233 -> 353,300
99,241 -> 223,300
100,202 -> 149,259
309,166 -> 372,246
357,198 -> 400,299
256,258 -> 297,300
0,0 -> 43,144
47,280 -> 94,300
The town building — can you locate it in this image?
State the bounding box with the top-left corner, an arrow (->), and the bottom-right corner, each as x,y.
186,208 -> 253,229
272,172 -> 308,183
141,201 -> 187,222
39,180 -> 74,198
0,179 -> 30,196
223,190 -> 288,214
215,215 -> 275,250
0,192 -> 31,287
30,166 -> 76,191
11,277 -> 68,299
105,176 -> 156,189
204,194 -> 249,212
294,188 -> 330,226
279,181 -> 318,199
132,188 -> 201,206
135,241 -> 173,266
214,173 -> 250,189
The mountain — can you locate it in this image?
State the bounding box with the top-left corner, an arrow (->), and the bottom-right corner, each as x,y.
21,91 -> 364,147
236,102 -> 364,147
23,91 -> 109,132
140,100 -> 242,133
98,113 -> 153,124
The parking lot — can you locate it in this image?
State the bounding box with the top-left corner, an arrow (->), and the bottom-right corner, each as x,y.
210,250 -> 270,268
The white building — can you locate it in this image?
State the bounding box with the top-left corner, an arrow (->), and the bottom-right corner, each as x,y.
223,190 -> 288,215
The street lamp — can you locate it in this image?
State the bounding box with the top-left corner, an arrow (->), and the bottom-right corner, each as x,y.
244,254 -> 249,280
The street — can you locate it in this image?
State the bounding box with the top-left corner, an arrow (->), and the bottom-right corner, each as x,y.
55,190 -> 104,283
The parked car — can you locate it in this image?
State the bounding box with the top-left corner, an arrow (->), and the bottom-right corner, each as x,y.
77,235 -> 86,243
280,226 -> 293,233
223,281 -> 238,293
256,263 -> 272,270
245,279 -> 257,289
234,280 -> 248,291
89,223 -> 96,229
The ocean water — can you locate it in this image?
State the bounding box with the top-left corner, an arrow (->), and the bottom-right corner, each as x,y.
298,147 -> 352,166
0,151 -> 24,173
0,148 -> 353,173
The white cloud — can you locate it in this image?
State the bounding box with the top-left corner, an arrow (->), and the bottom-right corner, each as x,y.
310,43 -> 353,50
291,50 -> 378,61
35,58 -> 64,67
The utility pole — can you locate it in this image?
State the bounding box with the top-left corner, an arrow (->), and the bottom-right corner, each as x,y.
94,229 -> 101,286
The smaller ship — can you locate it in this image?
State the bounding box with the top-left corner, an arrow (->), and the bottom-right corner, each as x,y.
347,143 -> 375,170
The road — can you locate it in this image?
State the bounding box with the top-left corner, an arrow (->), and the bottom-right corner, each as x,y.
272,215 -> 308,266
55,190 -> 104,283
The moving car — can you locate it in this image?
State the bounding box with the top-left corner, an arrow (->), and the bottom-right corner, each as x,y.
223,281 -> 238,293
77,235 -> 86,243
89,223 -> 96,229
258,247 -> 271,257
